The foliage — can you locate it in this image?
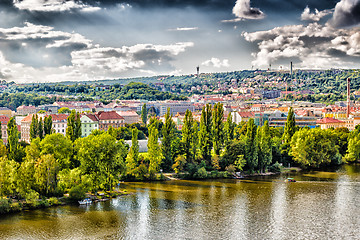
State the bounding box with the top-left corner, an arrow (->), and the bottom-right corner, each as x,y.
66,110 -> 81,142
147,123 -> 163,179
69,185 -> 86,201
194,167 -> 208,179
161,108 -> 176,172
212,103 -> 224,155
172,155 -> 186,174
198,104 -> 212,164
125,128 -> 139,177
141,103 -> 147,125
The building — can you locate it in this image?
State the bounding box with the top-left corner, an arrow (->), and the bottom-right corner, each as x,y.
159,102 -> 195,116
316,118 -> 345,130
81,114 -> 99,137
20,114 -> 33,143
0,115 -> 9,143
0,107 -> 13,118
117,111 -> 141,125
51,114 -> 68,136
97,111 -> 125,131
16,105 -> 37,116
231,112 -> 254,124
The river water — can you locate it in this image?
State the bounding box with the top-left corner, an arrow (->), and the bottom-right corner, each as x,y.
1,165 -> 360,240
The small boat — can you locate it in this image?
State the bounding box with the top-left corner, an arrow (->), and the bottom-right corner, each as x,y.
285,178 -> 296,182
78,198 -> 92,205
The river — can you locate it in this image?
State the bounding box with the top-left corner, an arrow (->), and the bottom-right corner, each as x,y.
1,164 -> 360,239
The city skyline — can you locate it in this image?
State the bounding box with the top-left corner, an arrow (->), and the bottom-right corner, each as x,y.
0,0 -> 360,83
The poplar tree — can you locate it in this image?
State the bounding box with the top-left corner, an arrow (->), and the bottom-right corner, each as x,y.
30,114 -> 38,141
7,117 -> 20,162
148,124 -> 163,179
199,105 -> 212,164
125,128 -> 139,176
141,103 -> 147,125
161,108 -> 175,172
283,107 -> 296,144
38,117 -> 44,140
43,116 -> 53,135
0,120 -> 2,140
245,118 -> 258,172
224,112 -> 235,147
258,121 -> 272,173
66,110 -> 81,142
181,109 -> 196,162
212,103 -> 224,155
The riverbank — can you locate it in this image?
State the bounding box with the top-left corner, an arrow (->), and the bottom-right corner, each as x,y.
0,190 -> 130,215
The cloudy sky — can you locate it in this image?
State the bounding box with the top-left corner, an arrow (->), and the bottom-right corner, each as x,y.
1,0 -> 360,83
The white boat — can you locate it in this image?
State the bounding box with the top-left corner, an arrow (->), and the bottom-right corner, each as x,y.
78,198 -> 92,205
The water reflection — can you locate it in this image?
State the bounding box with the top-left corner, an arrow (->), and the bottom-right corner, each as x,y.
1,165 -> 360,239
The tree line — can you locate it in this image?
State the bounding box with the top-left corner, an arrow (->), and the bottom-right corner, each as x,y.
1,107 -> 360,207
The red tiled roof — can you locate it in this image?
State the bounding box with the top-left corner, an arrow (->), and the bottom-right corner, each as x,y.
238,112 -> 255,118
316,118 -> 344,124
21,114 -> 34,122
85,114 -> 99,122
49,114 -> 68,121
97,111 -> 124,120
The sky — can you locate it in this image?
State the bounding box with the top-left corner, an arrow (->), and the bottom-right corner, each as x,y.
0,0 -> 360,83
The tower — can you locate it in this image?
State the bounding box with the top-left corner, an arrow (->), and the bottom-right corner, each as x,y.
196,66 -> 199,78
347,78 -> 351,118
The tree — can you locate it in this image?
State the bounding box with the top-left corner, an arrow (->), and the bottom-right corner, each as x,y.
212,103 -> 224,155
58,107 -> 71,114
245,118 -> 258,172
258,121 -> 272,173
0,156 -> 17,196
7,117 -> 21,162
148,124 -> 163,179
125,128 -> 139,177
30,114 -> 38,141
38,117 -> 44,140
172,155 -> 186,174
141,103 -> 147,125
198,104 -> 212,164
43,115 -> 53,136
66,110 -> 81,142
40,133 -> 73,170
283,107 -> 296,145
161,108 -> 176,172
76,133 -> 127,191
343,129 -> 360,163
224,112 -> 235,146
34,154 -> 58,196
0,120 -> 2,140
181,110 -> 197,162
290,128 -> 341,168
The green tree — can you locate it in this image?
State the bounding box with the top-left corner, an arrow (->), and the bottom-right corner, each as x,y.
212,103 -> 224,155
141,103 -> 147,125
30,114 -> 39,141
7,117 -> 21,162
198,104 -> 212,164
148,124 -> 163,179
343,129 -> 360,163
43,115 -> 53,136
0,120 -> 2,140
66,110 -> 81,142
161,108 -> 176,172
258,121 -> 272,173
283,107 -> 296,144
76,133 -> 127,191
181,110 -> 196,162
58,107 -> 71,114
34,154 -> 58,196
38,117 -> 44,140
125,128 -> 139,177
245,118 -> 258,172
0,156 -> 17,196
224,112 -> 235,146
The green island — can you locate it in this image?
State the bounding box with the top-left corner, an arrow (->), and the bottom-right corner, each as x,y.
1,105 -> 359,215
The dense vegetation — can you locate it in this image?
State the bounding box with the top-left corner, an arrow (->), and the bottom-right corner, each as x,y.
1,107 -> 360,214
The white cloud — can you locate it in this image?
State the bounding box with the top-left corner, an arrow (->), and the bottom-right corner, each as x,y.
223,0 -> 265,22
202,58 -> 230,68
301,6 -> 332,22
329,0 -> 360,27
243,21 -> 360,69
13,0 -> 100,12
168,27 -> 199,31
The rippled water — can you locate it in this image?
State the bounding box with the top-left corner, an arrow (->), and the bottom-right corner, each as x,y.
1,165 -> 360,240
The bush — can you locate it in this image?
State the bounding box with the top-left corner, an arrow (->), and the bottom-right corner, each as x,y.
269,162 -> 283,173
194,167 -> 208,179
69,185 -> 86,201
48,197 -> 60,206
225,164 -> 236,174
25,190 -> 40,208
10,202 -> 22,212
157,173 -> 166,181
0,198 -> 11,214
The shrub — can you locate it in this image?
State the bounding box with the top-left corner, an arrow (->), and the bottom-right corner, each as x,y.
69,185 -> 86,201
225,164 -> 236,174
195,167 -> 208,179
25,190 -> 40,208
48,197 -> 59,206
269,162 -> 283,173
0,198 -> 11,214
157,173 -> 166,181
10,202 -> 22,212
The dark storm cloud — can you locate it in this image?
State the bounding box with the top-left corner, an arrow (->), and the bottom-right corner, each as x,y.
329,0 -> 360,27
